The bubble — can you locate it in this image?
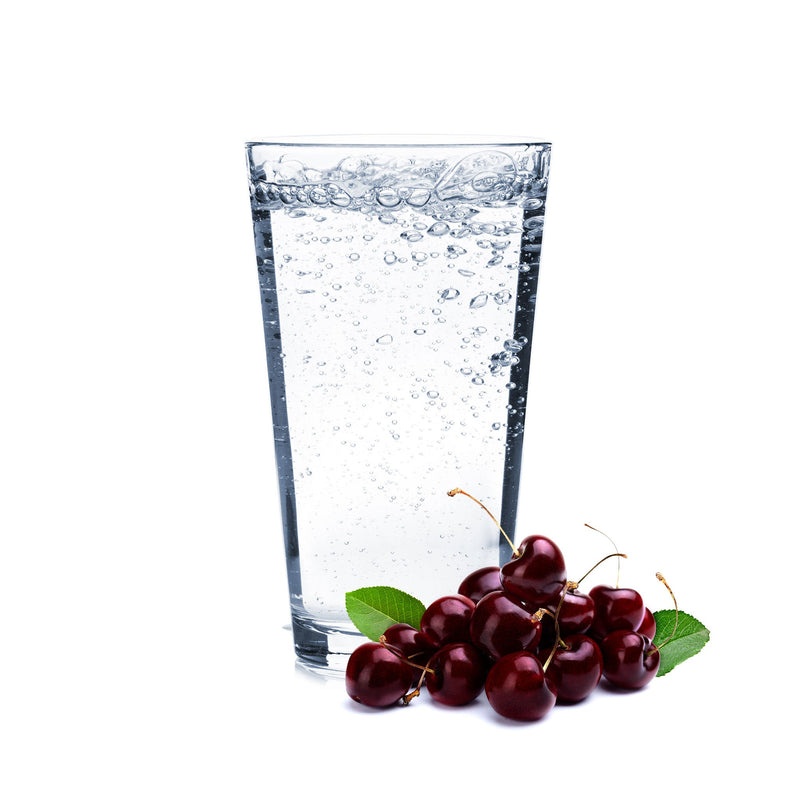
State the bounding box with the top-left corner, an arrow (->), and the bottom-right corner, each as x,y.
523,216 -> 545,235
471,376 -> 485,385
401,231 -> 424,243
376,187 -> 402,207
288,209 -> 307,218
469,293 -> 489,309
457,269 -> 475,277
376,334 -> 393,345
427,222 -> 450,236
406,188 -> 431,207
414,328 -> 426,335
503,338 -> 525,353
412,252 -> 428,262
446,244 -> 467,258
348,252 -> 360,261
427,391 -> 439,399
384,252 -> 397,265
307,187 -> 329,205
491,422 -> 502,430
494,290 -> 513,305
439,288 -> 460,300
326,183 -> 352,207
522,198 -> 544,210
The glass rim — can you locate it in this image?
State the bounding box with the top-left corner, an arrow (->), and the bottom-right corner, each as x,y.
245,134 -> 550,148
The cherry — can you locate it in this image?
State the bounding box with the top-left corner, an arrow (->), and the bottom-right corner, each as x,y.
448,489 -> 566,606
420,595 -> 476,648
469,590 -> 543,661
345,642 -> 415,707
500,534 -> 568,606
425,643 -> 487,706
484,651 -> 557,721
588,585 -> 645,639
546,634 -> 603,703
458,565 -> 502,603
381,623 -> 436,666
600,630 -> 660,690
601,572 -> 679,690
637,608 -> 656,644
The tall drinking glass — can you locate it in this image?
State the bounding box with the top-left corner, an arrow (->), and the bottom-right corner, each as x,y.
245,137 -> 551,673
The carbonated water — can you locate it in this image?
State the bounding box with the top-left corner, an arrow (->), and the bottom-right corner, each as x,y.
246,141 -> 550,670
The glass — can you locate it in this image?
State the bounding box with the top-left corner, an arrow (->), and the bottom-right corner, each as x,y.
245,137 -> 551,673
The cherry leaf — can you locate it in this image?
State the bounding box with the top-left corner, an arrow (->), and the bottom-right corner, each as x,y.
651,609 -> 710,677
345,586 -> 426,642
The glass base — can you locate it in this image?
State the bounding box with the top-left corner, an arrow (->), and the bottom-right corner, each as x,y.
291,612 -> 366,675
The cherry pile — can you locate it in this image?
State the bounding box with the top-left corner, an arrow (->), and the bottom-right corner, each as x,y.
345,491 -> 676,721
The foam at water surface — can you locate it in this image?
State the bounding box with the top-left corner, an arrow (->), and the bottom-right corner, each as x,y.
249,144 -> 550,214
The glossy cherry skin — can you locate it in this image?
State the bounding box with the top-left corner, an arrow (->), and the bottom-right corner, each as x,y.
546,634 -> 603,704
420,595 -> 476,648
600,630 -> 660,689
484,651 -> 557,721
500,535 -> 567,607
345,642 -> 415,707
469,590 -> 542,661
425,643 -> 487,706
381,623 -> 435,666
588,585 -> 646,640
458,566 -> 502,603
637,608 -> 656,644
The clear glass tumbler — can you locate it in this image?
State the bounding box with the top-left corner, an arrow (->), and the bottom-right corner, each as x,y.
245,137 -> 551,673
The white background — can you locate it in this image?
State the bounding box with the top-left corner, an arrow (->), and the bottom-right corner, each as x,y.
1,1 -> 798,797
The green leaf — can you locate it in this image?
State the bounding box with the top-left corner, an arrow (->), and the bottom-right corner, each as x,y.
345,586 -> 427,642
651,609 -> 710,677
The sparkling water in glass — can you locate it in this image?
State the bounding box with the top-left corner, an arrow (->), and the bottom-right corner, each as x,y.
245,137 -> 551,672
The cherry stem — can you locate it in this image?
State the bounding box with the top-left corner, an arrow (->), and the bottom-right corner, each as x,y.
585,524 -> 622,587
532,607 -> 568,647
541,584 -> 569,673
379,636 -> 435,675
652,572 -> 679,652
574,552 -> 628,586
402,653 -> 436,705
448,488 -> 519,558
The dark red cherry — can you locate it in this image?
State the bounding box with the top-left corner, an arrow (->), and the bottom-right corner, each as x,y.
546,634 -> 603,704
469,590 -> 542,661
637,608 -> 656,644
458,565 -> 502,603
600,630 -> 660,690
588,585 -> 645,639
425,643 -> 487,706
484,651 -> 557,721
345,642 -> 415,707
381,623 -> 435,666
500,535 -> 567,606
420,595 -> 476,648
